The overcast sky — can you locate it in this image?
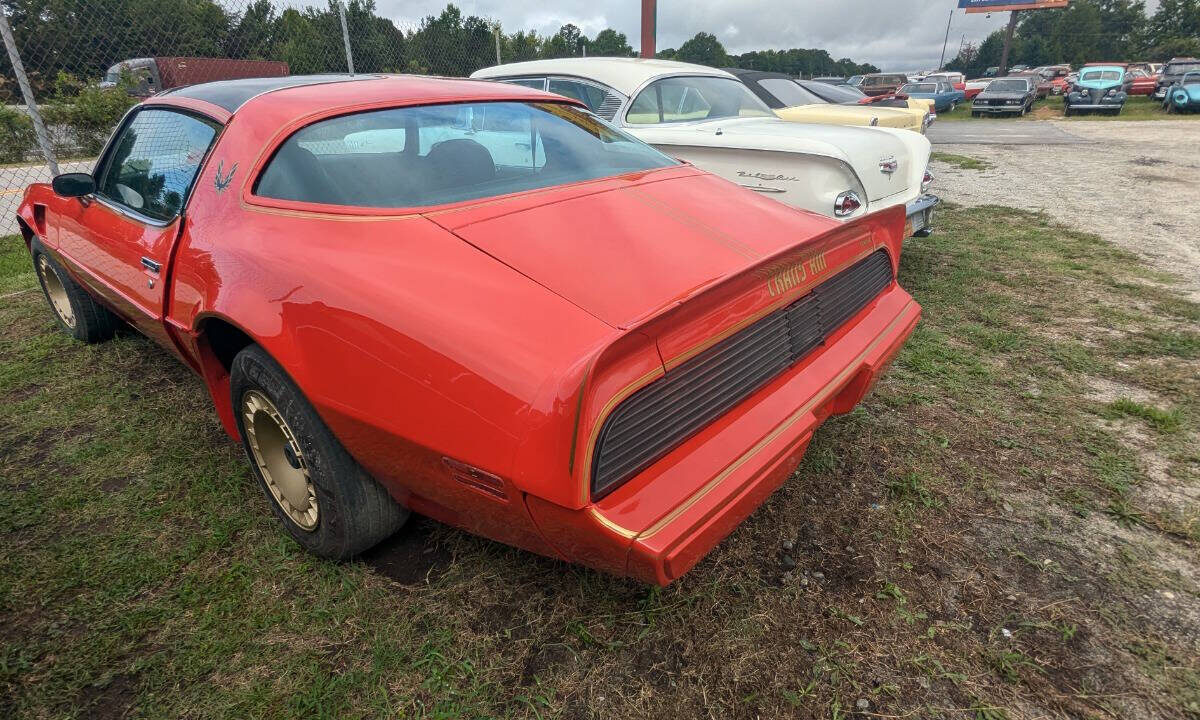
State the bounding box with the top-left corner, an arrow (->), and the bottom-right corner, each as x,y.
381,1 -> 1032,71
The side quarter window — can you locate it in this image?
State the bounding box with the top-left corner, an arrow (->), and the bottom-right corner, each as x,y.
96,108 -> 220,222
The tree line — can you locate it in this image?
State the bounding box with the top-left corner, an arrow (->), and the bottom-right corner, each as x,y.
945,0 -> 1200,77
1,0 -> 879,101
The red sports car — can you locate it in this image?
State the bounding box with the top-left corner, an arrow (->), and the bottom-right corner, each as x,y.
16,75 -> 919,585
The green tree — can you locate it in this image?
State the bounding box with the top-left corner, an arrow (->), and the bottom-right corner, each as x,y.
1149,0 -> 1200,50
540,23 -> 585,58
675,32 -> 728,67
589,28 -> 633,57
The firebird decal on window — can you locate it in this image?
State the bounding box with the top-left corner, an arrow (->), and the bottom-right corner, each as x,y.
214,161 -> 237,194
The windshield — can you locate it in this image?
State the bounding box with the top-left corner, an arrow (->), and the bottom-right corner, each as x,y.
758,78 -> 826,106
1081,70 -> 1122,82
255,101 -> 676,208
801,80 -> 866,103
988,79 -> 1027,92
846,75 -> 863,86
1184,72 -> 1200,84
627,76 -> 773,124
1167,62 -> 1200,75
901,83 -> 937,94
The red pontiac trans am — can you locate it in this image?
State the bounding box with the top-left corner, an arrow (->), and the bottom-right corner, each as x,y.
17,75 -> 920,585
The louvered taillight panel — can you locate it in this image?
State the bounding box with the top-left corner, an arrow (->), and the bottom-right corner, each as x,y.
591,249 -> 894,499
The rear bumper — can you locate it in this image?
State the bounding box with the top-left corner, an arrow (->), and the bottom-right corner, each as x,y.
905,193 -> 939,237
527,286 -> 920,585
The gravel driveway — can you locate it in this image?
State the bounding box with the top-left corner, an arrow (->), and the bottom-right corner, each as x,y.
931,119 -> 1200,301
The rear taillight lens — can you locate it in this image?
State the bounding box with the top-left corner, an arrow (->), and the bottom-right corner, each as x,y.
834,191 -> 862,217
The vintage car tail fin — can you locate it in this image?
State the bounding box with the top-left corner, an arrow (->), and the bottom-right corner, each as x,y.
571,205 -> 907,502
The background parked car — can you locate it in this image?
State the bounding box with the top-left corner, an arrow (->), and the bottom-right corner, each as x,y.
859,73 -> 909,96
963,78 -> 991,99
472,58 -> 937,234
1065,65 -> 1128,116
898,80 -> 965,113
1164,71 -> 1200,112
1124,69 -> 1157,95
971,76 -> 1037,116
99,57 -> 289,96
924,71 -> 966,91
726,69 -> 930,133
1154,57 -> 1200,100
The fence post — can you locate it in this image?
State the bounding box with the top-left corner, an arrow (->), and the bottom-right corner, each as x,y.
337,1 -> 355,74
0,8 -> 59,175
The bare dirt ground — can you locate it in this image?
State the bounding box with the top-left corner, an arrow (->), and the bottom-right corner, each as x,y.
932,119 -> 1200,301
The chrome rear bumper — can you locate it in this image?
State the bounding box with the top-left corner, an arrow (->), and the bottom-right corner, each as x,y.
905,193 -> 939,238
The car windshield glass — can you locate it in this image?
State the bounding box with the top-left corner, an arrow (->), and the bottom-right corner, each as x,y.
1167,62 -> 1200,74
902,83 -> 937,93
758,78 -> 825,106
255,101 -> 676,209
1184,72 -> 1200,83
801,80 -> 865,102
1081,70 -> 1121,82
627,76 -> 773,124
846,75 -> 863,85
988,80 -> 1027,92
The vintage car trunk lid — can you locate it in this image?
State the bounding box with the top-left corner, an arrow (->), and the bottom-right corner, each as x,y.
629,117 -> 914,204
773,104 -> 922,132
426,170 -> 842,329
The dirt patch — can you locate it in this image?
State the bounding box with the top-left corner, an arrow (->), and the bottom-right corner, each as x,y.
100,476 -> 131,493
73,672 -> 138,720
931,120 -> 1200,301
360,516 -> 456,585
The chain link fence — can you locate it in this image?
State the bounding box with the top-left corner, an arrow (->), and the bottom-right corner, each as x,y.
0,0 -> 513,233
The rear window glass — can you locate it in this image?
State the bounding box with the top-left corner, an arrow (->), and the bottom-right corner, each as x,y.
627,76 -> 772,124
902,83 -> 937,94
254,101 -> 676,208
758,78 -> 825,106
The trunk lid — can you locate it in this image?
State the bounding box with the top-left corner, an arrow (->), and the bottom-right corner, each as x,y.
425,170 -> 841,329
631,117 -> 913,203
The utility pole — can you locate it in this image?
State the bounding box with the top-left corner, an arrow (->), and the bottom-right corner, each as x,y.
337,1 -> 354,74
998,10 -> 1020,76
494,24 -> 502,65
640,0 -> 656,58
938,9 -> 953,70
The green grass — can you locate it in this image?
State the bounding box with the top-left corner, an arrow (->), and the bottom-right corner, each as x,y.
2,205 -> 1199,718
930,152 -> 991,171
935,94 -> 1200,122
1103,398 -> 1185,433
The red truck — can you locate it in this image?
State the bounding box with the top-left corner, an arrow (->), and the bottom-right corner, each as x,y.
101,57 -> 289,96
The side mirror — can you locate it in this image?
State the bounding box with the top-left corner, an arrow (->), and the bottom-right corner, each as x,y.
51,173 -> 95,198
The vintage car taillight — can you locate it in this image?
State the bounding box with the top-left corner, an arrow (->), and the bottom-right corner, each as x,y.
921,169 -> 934,193
834,190 -> 862,217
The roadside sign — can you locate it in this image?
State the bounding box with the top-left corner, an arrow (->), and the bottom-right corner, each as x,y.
958,0 -> 1068,11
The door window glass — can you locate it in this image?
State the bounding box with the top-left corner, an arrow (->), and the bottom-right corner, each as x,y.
98,109 -> 219,221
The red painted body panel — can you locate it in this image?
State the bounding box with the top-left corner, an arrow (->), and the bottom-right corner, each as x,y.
16,75 -> 919,584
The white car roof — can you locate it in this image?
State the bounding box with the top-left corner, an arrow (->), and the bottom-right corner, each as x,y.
470,57 -> 735,97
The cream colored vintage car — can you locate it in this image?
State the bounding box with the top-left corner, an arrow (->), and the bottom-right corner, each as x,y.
471,58 -> 939,236
727,69 -> 931,133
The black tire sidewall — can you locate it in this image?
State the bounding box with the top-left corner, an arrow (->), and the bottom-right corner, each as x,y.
33,250 -> 94,341
231,346 -> 361,559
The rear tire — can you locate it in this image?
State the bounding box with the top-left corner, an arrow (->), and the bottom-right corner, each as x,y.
33,250 -> 119,343
230,345 -> 408,560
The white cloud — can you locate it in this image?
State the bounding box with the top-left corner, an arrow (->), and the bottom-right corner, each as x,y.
376,0 -> 1034,70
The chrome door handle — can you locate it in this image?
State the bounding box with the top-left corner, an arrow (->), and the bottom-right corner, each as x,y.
141,257 -> 161,274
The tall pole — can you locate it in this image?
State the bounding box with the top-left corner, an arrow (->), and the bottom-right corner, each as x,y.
0,8 -> 58,174
337,1 -> 355,74
998,10 -> 1020,76
640,0 -> 656,58
494,24 -> 501,65
938,9 -> 953,70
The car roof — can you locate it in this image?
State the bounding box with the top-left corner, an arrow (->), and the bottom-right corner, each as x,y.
149,74 -> 577,123
723,68 -> 794,82
161,74 -> 375,112
471,57 -> 733,96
